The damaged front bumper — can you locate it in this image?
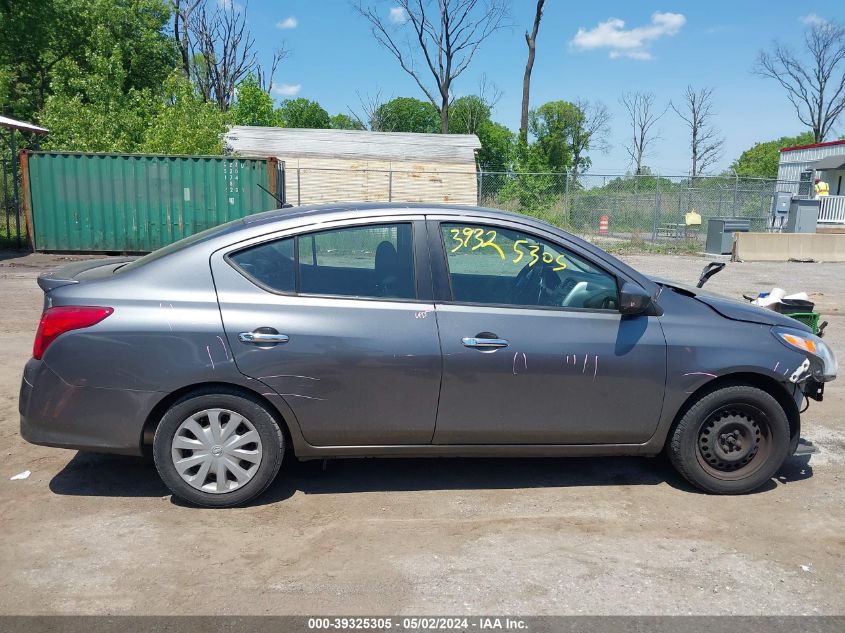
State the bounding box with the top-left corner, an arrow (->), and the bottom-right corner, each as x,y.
801,378 -> 825,402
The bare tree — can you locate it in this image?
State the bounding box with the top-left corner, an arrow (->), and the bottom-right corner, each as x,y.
755,19 -> 845,142
173,1 -> 288,103
188,0 -> 258,110
671,86 -> 724,178
256,48 -> 289,94
520,0 -> 545,141
171,0 -> 203,76
354,0 -> 509,133
570,99 -> 612,175
620,91 -> 666,175
346,90 -> 387,130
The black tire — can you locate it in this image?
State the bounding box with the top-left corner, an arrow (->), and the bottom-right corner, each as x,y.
667,384 -> 790,494
153,389 -> 284,507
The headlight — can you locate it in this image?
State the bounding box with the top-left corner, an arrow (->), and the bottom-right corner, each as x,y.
773,327 -> 838,381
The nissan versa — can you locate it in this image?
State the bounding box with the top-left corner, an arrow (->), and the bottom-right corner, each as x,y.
19,204 -> 837,506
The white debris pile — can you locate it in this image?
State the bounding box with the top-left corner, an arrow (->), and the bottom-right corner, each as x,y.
752,288 -> 810,309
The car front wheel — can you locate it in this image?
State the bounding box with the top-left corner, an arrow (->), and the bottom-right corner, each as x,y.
153,390 -> 284,507
667,384 -> 791,494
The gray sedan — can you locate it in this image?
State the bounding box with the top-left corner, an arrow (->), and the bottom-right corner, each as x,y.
19,204 -> 837,506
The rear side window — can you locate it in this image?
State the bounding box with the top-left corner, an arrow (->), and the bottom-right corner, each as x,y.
298,223 -> 414,299
229,223 -> 415,300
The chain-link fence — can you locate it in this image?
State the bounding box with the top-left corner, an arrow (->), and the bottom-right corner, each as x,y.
477,171 -> 800,247
2,159 -> 798,252
284,167 -> 797,249
1,158 -> 24,249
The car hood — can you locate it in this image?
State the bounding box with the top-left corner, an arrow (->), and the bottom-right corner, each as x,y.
651,277 -> 811,331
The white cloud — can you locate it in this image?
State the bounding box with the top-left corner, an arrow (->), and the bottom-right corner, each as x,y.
801,13 -> 826,26
273,83 -> 302,97
571,11 -> 686,60
277,16 -> 298,29
389,7 -> 408,24
217,0 -> 243,11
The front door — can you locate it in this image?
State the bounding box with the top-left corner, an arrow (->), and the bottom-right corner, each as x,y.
430,220 -> 667,445
211,219 -> 442,446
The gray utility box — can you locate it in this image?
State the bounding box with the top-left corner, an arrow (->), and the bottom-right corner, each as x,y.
705,218 -> 751,255
785,198 -> 820,233
771,191 -> 792,218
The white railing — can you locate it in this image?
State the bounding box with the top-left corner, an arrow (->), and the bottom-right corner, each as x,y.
818,195 -> 845,224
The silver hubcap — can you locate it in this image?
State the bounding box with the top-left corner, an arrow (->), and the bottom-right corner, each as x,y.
170,408 -> 263,494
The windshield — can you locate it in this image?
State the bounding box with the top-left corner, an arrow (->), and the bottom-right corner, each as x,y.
115,219 -> 243,273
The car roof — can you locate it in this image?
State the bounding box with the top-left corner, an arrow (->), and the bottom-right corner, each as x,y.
241,202 -> 524,226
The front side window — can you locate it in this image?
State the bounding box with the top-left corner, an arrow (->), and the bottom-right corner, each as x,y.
229,223 -> 415,300
440,222 -> 618,310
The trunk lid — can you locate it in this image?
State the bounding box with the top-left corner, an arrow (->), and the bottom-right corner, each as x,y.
37,258 -> 135,293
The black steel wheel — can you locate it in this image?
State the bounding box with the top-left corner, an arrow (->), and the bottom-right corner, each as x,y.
668,385 -> 791,494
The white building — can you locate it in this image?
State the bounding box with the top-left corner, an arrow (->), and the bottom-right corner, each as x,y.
224,127 -> 481,206
777,139 -> 845,223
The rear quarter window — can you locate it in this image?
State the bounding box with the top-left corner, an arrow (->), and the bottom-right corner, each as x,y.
228,238 -> 295,293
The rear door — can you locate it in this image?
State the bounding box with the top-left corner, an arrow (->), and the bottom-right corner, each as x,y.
428,217 -> 667,445
210,217 -> 442,446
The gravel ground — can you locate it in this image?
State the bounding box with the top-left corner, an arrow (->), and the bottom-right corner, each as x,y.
0,250 -> 842,615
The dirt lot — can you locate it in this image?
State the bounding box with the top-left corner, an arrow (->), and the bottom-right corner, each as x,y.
0,251 -> 842,615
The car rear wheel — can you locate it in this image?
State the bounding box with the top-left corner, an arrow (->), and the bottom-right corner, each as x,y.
153,390 -> 284,507
667,385 -> 791,494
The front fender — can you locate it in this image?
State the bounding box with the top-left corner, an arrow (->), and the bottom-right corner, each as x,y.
643,289 -> 807,452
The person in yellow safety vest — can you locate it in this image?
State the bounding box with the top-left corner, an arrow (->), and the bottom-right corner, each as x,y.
815,178 -> 830,197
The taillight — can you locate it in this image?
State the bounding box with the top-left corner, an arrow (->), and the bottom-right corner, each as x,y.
33,306 -> 113,360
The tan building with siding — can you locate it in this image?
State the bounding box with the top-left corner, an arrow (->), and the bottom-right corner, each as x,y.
224,126 -> 481,206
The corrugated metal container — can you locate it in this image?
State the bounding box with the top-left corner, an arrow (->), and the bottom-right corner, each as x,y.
777,140 -> 845,192
22,151 -> 280,252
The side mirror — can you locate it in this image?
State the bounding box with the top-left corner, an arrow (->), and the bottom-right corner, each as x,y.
619,282 -> 652,315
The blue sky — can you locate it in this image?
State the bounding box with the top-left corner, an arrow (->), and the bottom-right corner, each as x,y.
239,1 -> 843,175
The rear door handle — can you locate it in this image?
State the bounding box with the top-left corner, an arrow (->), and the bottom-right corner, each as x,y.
238,331 -> 290,344
462,337 -> 509,349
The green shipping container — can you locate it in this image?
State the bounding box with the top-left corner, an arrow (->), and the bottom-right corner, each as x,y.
22,151 -> 282,252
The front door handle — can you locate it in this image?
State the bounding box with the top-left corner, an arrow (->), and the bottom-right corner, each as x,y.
462,336 -> 509,349
238,331 -> 290,344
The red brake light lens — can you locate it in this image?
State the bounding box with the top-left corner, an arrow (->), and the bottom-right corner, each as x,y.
33,306 -> 114,360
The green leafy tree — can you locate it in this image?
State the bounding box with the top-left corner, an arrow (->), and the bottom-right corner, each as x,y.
0,0 -> 85,121
0,0 -> 176,124
528,101 -> 582,172
731,132 -> 815,178
449,95 -> 492,135
40,51 -> 156,152
498,135 -> 561,214
141,71 -> 226,155
371,97 -> 439,133
475,121 -> 513,172
275,98 -> 331,128
330,113 -> 365,130
449,95 -> 513,171
230,75 -> 275,127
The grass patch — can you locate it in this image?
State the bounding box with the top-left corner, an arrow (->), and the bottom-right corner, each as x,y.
600,238 -> 703,256
0,221 -> 25,249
